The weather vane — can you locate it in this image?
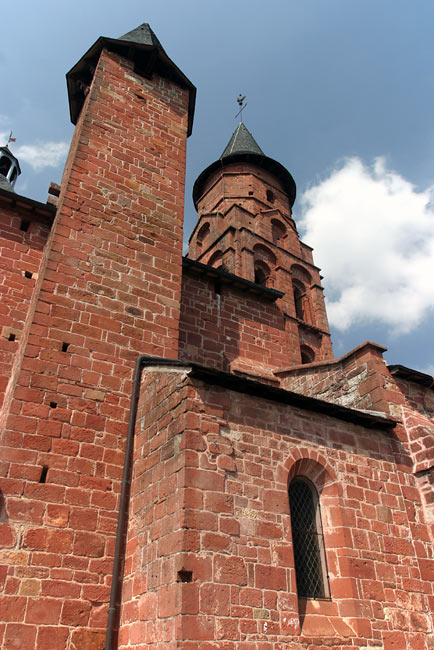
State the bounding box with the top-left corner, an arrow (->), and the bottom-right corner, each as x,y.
7,131 -> 16,146
235,94 -> 247,123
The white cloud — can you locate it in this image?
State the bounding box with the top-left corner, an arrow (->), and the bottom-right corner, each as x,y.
299,157 -> 434,335
15,142 -> 69,171
0,130 -> 68,171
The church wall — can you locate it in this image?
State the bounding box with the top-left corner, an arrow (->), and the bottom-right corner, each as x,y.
0,206 -> 50,409
123,369 -> 433,649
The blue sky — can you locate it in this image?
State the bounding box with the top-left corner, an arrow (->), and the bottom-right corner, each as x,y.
2,1 -> 433,373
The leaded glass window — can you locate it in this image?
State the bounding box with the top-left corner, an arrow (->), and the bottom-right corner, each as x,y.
289,477 -> 329,599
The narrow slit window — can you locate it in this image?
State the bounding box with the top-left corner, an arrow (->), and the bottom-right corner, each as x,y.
289,477 -> 329,599
293,283 -> 305,320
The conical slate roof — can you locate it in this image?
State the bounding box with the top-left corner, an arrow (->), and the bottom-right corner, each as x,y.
119,23 -> 163,49
221,122 -> 264,159
193,122 -> 297,208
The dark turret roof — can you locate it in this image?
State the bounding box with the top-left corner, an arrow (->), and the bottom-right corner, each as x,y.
66,22 -> 196,135
193,123 -> 296,208
221,122 -> 264,158
120,23 -> 163,48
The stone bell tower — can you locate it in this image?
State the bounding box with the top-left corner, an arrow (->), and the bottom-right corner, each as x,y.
187,119 -> 333,365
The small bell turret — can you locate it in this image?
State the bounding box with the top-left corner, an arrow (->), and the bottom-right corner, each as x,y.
0,142 -> 21,192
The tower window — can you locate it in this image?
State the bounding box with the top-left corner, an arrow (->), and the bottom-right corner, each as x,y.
289,477 -> 329,599
293,283 -> 304,320
300,345 -> 315,364
254,262 -> 270,286
197,222 -> 210,249
0,156 -> 11,177
266,189 -> 275,204
271,219 -> 286,245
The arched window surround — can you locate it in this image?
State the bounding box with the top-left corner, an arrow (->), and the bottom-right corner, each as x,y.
207,249 -> 223,269
254,260 -> 270,286
196,222 -> 210,250
291,265 -> 314,326
289,476 -> 330,599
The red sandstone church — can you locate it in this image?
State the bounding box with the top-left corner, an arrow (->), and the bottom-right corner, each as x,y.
0,22 -> 433,650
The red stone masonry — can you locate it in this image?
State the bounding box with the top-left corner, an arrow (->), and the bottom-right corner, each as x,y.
119,368 -> 434,650
187,159 -> 333,365
0,205 -> 51,409
278,341 -> 434,544
179,271 -> 291,380
0,47 -> 189,649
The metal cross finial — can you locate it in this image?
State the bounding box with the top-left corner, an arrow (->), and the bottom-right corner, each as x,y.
235,94 -> 247,123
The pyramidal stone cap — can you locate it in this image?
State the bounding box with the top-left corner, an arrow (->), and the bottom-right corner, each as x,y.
193,122 -> 296,208
66,22 -> 196,135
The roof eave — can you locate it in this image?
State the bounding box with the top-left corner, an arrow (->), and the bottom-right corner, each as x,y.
193,152 -> 296,209
66,36 -> 196,135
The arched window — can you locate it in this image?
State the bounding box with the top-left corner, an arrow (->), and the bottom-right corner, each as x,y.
196,222 -> 210,249
266,189 -> 275,204
300,345 -> 315,364
254,261 -> 270,286
208,250 -> 223,269
289,477 -> 329,599
271,219 -> 286,244
293,282 -> 305,320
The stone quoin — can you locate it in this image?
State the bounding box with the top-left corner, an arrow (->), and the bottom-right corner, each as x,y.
0,21 -> 433,650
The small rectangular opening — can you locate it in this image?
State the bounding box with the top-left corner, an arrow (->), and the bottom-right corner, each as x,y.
20,220 -> 30,232
24,271 -> 33,279
214,280 -> 222,296
61,342 -> 69,352
8,333 -> 16,342
39,466 -> 48,483
49,401 -> 57,409
177,570 -> 193,583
